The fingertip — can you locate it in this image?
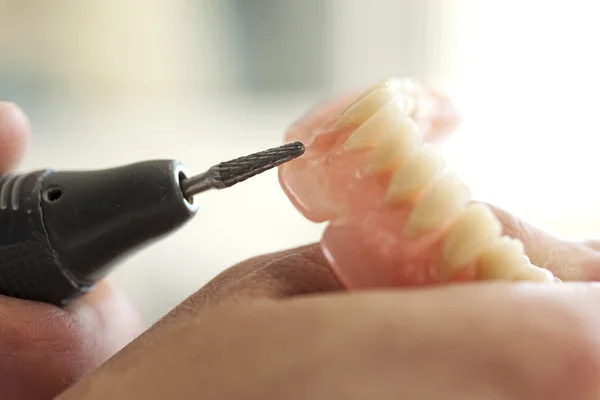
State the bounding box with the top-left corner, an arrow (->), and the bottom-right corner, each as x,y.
0,102 -> 31,172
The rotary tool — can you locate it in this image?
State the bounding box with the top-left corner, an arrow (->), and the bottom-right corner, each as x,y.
0,141 -> 305,306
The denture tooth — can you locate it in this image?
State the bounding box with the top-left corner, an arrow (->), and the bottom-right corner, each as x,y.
341,98 -> 396,149
387,78 -> 422,115
335,76 -> 421,129
440,203 -> 502,273
384,148 -> 444,205
362,116 -> 420,176
403,175 -> 470,238
335,87 -> 396,129
365,77 -> 414,98
476,236 -> 528,280
342,99 -> 416,152
387,77 -> 423,95
513,264 -> 557,282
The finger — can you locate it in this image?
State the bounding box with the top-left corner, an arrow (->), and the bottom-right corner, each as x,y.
0,280 -> 142,399
0,102 -> 30,173
162,243 -> 342,322
488,204 -> 600,281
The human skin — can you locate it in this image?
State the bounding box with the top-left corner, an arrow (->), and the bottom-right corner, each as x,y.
0,103 -> 142,400
4,101 -> 600,399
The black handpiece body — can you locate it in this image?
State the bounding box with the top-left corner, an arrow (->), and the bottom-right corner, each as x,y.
0,160 -> 198,306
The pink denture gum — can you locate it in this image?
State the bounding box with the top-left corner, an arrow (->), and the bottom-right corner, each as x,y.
278,78 -> 558,289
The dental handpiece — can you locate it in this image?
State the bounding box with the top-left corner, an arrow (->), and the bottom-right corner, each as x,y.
0,142 -> 305,306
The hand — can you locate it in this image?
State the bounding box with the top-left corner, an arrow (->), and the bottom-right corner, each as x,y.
0,103 -> 142,400
60,208 -> 600,399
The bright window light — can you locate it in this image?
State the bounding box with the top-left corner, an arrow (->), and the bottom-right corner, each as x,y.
445,0 -> 600,237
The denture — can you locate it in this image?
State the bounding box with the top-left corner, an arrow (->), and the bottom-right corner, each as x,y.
278,77 -> 559,289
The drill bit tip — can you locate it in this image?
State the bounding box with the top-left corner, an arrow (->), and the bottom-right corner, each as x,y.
180,141 -> 305,198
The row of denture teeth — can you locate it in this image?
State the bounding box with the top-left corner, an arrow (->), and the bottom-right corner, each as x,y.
334,78 -> 559,283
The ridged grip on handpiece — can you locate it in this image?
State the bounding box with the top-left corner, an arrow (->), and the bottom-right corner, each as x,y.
0,160 -> 198,305
0,170 -> 77,304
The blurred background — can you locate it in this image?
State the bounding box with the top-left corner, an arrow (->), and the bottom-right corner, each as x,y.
1,0 -> 599,324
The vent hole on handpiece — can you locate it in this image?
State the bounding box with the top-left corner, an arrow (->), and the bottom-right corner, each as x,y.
44,187 -> 63,203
